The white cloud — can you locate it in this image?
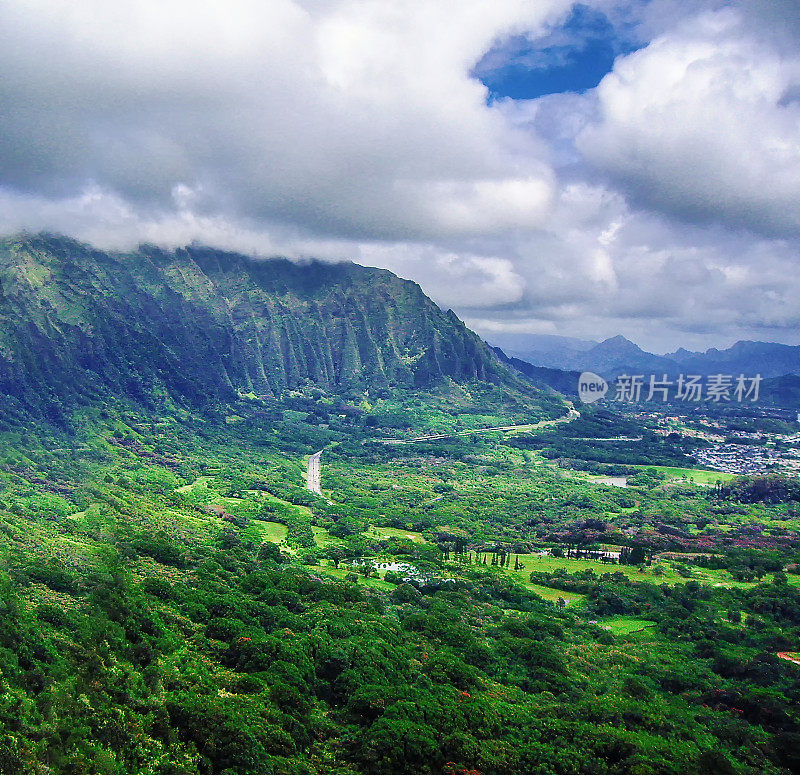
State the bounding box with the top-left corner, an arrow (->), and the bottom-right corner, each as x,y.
578,7 -> 800,237
349,243 -> 527,309
0,0 -> 571,241
462,179 -> 800,351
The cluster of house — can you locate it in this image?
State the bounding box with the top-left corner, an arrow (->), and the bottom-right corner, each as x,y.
694,443 -> 781,474
370,560 -> 415,574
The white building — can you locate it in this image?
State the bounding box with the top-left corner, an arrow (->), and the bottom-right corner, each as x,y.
351,559 -> 416,574
374,561 -> 415,573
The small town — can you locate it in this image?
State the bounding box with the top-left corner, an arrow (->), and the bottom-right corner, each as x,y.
632,407 -> 800,476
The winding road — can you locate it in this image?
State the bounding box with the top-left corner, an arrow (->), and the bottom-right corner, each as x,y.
376,406 -> 580,445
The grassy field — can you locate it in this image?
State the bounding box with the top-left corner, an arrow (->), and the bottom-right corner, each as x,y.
311,525 -> 341,548
246,520 -> 288,544
514,554 -> 686,583
175,475 -> 214,493
523,581 -> 586,606
319,563 -> 397,592
632,465 -> 736,484
599,616 -> 657,636
511,553 -> 759,588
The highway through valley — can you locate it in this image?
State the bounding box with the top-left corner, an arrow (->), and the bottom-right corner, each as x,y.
307,450 -> 323,495
376,406 -> 580,444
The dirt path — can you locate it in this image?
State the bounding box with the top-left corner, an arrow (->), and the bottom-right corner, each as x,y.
777,651 -> 800,667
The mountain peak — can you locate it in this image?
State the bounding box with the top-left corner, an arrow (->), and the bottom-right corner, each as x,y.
603,334 -> 634,344
594,335 -> 644,353
490,327 -> 800,381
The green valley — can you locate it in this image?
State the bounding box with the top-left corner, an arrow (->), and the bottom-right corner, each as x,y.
0,236 -> 796,775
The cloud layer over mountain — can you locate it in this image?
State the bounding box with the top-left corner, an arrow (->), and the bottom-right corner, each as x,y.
0,0 -> 798,351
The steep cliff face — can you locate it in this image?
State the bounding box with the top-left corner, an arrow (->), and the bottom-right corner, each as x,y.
0,234 -> 508,410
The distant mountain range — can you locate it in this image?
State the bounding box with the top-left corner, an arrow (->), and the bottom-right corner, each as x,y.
492,333 -> 800,381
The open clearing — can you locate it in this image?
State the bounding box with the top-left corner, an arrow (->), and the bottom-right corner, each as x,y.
631,465 -> 735,484
176,475 -> 214,493
513,553 -> 761,587
523,581 -> 586,606
320,563 -> 397,592
600,617 -> 657,636
366,525 -> 426,543
247,520 -> 288,544
311,525 -> 340,547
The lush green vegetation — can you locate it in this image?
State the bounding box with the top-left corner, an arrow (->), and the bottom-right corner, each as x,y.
0,234 -> 554,414
0,235 -> 797,774
506,408 -> 700,467
599,617 -> 657,635
0,386 -> 795,775
633,466 -> 736,485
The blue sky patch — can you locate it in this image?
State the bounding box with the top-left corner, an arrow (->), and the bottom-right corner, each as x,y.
473,4 -> 641,102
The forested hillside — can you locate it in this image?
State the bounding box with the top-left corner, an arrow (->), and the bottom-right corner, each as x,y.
0,234 -> 514,417
0,397 -> 797,775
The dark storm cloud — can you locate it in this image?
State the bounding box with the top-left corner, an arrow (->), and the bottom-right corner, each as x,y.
0,0 -> 799,351
0,1 -> 566,241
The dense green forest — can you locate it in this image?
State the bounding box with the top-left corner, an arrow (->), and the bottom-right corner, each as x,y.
0,388 -> 794,775
0,236 -> 796,775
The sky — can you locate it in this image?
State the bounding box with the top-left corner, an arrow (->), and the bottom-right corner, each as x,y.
0,0 -> 799,353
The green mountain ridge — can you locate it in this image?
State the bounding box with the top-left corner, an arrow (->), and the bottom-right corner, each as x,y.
0,233 -> 513,416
